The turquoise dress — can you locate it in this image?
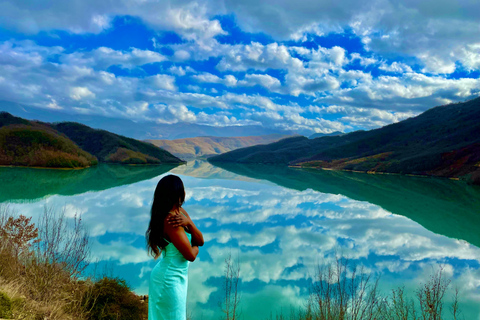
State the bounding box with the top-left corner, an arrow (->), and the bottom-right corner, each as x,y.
148,230 -> 191,320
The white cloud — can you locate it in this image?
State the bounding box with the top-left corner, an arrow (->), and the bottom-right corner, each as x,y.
174,49 -> 191,61
70,86 -> 95,100
61,47 -> 165,69
329,46 -> 346,66
420,54 -> 456,74
379,61 -> 413,73
286,73 -> 340,96
2,0 -> 480,76
0,0 -> 225,43
350,53 -> 378,66
2,25 -> 480,136
153,104 -> 197,124
144,74 -> 177,91
216,42 -> 304,72
238,74 -> 282,90
168,65 -> 196,76
460,44 -> 480,71
191,72 -> 237,87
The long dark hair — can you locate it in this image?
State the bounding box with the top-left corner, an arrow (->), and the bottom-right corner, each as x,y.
146,174 -> 185,259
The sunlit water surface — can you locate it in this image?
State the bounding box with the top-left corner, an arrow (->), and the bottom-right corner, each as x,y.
1,161 -> 480,319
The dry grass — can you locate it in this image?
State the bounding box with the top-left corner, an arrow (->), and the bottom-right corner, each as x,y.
0,204 -> 91,319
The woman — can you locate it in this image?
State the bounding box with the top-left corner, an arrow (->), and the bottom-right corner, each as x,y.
146,175 -> 204,320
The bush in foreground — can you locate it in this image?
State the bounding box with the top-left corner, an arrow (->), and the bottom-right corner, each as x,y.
0,291 -> 13,318
0,205 -> 147,320
82,277 -> 147,320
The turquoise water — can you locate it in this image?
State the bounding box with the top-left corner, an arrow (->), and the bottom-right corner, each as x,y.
1,161 -> 479,319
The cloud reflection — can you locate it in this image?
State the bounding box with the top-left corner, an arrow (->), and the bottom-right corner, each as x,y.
2,162 -> 480,319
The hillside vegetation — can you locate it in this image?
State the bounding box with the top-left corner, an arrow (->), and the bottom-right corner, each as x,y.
147,134 -> 292,160
0,112 -> 183,168
0,205 -> 148,320
209,97 -> 480,183
0,113 -> 97,168
53,122 -> 183,165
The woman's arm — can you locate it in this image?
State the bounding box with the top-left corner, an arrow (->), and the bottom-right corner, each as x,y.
164,220 -> 199,262
167,208 -> 204,247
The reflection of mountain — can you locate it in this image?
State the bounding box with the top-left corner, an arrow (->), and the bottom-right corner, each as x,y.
213,163 -> 480,248
0,164 -> 177,202
170,160 -> 259,182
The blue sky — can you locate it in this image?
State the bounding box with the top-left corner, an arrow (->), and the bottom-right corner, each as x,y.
0,1 -> 480,138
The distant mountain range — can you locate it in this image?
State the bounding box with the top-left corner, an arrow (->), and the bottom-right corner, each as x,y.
309,131 -> 344,139
0,112 -> 183,168
147,134 -> 293,161
210,97 -> 480,184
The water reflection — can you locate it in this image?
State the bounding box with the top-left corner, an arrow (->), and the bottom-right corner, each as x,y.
0,164 -> 178,202
1,162 -> 479,319
214,162 -> 480,248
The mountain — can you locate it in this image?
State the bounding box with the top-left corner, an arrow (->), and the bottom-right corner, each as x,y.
52,122 -> 183,164
0,112 -> 97,168
309,131 -> 344,139
0,112 -> 183,168
146,134 -> 293,161
209,97 -> 480,184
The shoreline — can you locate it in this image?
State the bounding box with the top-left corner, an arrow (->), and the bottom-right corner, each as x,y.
0,164 -> 91,170
0,162 -> 185,171
289,164 -> 465,182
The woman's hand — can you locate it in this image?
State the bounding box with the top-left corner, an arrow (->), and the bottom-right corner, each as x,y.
167,208 -> 204,247
167,212 -> 192,228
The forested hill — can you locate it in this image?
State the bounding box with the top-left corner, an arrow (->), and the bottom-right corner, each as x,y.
209,97 -> 480,183
53,122 -> 182,164
0,112 -> 183,168
147,134 -> 292,161
0,112 -> 98,168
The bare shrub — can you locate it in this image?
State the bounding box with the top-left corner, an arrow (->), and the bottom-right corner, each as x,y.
416,267 -> 450,319
383,286 -> 417,320
221,253 -> 241,320
25,205 -> 90,302
308,255 -> 383,320
267,257 -> 462,320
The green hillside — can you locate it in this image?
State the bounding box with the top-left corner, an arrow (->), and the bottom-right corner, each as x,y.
209,97 -> 480,183
0,112 -> 97,168
53,122 -> 183,165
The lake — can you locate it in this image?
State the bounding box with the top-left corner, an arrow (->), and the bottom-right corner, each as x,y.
1,161 -> 480,319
